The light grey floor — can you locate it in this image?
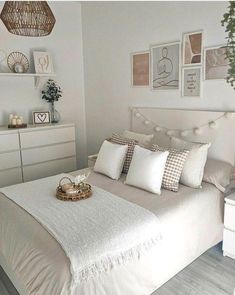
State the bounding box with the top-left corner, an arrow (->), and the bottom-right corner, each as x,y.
0,243 -> 234,295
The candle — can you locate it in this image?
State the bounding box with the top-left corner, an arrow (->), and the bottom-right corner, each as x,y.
9,114 -> 13,124
16,118 -> 22,125
12,118 -> 17,126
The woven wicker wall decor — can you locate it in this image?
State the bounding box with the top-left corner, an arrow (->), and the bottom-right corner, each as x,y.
0,1 -> 56,37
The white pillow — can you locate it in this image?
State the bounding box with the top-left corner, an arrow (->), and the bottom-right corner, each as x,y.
123,130 -> 154,147
94,140 -> 128,180
203,158 -> 232,192
125,145 -> 169,194
170,137 -> 211,188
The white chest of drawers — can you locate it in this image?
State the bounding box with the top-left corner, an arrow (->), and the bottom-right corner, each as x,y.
223,193 -> 235,259
0,130 -> 22,187
0,123 -> 77,187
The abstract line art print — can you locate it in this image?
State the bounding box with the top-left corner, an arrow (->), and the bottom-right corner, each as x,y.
204,45 -> 229,80
183,31 -> 203,66
151,42 -> 180,90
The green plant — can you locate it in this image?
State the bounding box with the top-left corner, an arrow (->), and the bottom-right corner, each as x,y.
221,1 -> 235,89
42,79 -> 62,103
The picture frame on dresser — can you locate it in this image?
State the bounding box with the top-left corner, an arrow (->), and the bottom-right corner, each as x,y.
32,111 -> 51,125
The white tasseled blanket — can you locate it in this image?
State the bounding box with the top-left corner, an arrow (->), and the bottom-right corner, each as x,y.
1,174 -> 162,285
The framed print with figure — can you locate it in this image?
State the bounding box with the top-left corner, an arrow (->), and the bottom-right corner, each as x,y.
182,67 -> 202,97
33,51 -> 54,74
151,41 -> 180,90
204,45 -> 229,80
131,51 -> 150,86
183,31 -> 203,66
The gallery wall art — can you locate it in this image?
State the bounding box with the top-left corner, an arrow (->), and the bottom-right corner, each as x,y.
182,67 -> 202,97
204,45 -> 229,80
130,28 -> 228,97
183,31 -> 203,66
131,51 -> 149,86
151,42 -> 180,90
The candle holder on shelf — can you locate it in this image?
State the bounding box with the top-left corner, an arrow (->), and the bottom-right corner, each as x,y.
8,114 -> 27,129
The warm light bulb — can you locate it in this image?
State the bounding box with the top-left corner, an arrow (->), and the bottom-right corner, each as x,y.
194,127 -> 202,135
135,112 -> 141,118
209,121 -> 217,129
224,112 -> 233,119
144,120 -> 150,125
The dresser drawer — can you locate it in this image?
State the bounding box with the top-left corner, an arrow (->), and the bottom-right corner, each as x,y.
0,168 -> 22,188
23,157 -> 77,182
0,133 -> 19,153
20,126 -> 75,148
224,204 -> 235,231
21,142 -> 76,166
223,228 -> 235,256
0,151 -> 21,171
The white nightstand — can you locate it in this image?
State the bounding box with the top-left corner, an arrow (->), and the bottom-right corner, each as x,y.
223,192 -> 235,259
88,154 -> 98,168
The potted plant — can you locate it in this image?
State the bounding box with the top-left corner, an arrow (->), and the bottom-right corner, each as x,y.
42,79 -> 62,123
221,1 -> 235,89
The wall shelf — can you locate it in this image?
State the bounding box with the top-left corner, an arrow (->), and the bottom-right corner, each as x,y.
0,72 -> 56,88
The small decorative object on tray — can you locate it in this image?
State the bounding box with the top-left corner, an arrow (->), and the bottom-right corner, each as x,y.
7,51 -> 29,73
8,114 -> 27,129
56,173 -> 92,201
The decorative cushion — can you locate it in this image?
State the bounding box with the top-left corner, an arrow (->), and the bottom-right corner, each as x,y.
123,130 -> 154,147
152,144 -> 189,192
109,133 -> 137,173
94,140 -> 128,180
170,137 -> 211,188
203,158 -> 232,192
125,145 -> 169,194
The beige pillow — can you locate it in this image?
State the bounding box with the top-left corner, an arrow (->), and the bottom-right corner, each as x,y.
203,158 -> 232,192
123,130 -> 154,147
170,137 -> 211,188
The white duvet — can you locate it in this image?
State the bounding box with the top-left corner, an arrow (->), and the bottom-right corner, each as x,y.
0,169 -> 224,295
1,174 -> 162,287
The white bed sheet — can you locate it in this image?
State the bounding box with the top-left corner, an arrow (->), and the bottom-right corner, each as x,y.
0,169 -> 224,295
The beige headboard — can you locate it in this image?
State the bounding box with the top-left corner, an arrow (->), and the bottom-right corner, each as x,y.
131,107 -> 235,166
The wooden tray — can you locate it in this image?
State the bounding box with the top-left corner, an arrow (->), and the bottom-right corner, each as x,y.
8,123 -> 27,129
56,183 -> 92,201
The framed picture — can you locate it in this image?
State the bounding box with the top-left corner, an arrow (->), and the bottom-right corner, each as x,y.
32,111 -> 51,125
183,31 -> 203,66
131,51 -> 150,86
33,51 -> 54,74
204,45 -> 229,80
151,41 -> 180,90
182,67 -> 202,97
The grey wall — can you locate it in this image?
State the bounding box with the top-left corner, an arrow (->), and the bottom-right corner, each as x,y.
82,1 -> 235,156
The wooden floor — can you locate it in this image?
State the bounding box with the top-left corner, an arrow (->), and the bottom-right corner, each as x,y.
0,243 -> 235,295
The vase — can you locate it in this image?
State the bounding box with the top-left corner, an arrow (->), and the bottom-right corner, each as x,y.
50,102 -> 61,123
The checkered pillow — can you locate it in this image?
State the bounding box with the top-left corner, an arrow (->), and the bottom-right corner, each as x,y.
152,144 -> 189,192
109,133 -> 137,173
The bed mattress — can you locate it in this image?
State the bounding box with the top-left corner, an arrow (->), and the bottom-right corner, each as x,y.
0,169 -> 224,295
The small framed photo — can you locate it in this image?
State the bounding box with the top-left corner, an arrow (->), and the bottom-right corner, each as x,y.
182,67 -> 202,98
131,51 -> 150,87
33,51 -> 54,74
204,45 -> 229,80
32,111 -> 51,125
183,31 -> 203,66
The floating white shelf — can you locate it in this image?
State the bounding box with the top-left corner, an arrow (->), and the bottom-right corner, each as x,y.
0,72 -> 56,88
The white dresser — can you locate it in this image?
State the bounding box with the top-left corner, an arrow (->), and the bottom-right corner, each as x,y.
223,192 -> 235,259
0,123 -> 77,187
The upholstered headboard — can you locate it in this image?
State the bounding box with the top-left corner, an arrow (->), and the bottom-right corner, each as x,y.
131,107 -> 235,165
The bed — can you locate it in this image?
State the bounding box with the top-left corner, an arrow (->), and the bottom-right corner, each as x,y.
0,108 -> 234,295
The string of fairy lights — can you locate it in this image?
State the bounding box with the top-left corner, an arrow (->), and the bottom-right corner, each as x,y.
133,108 -> 234,137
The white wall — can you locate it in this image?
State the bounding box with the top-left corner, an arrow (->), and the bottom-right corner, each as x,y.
0,1 -> 87,168
82,1 -> 235,155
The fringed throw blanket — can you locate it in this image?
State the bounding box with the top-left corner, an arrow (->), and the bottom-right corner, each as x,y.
1,174 -> 162,285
